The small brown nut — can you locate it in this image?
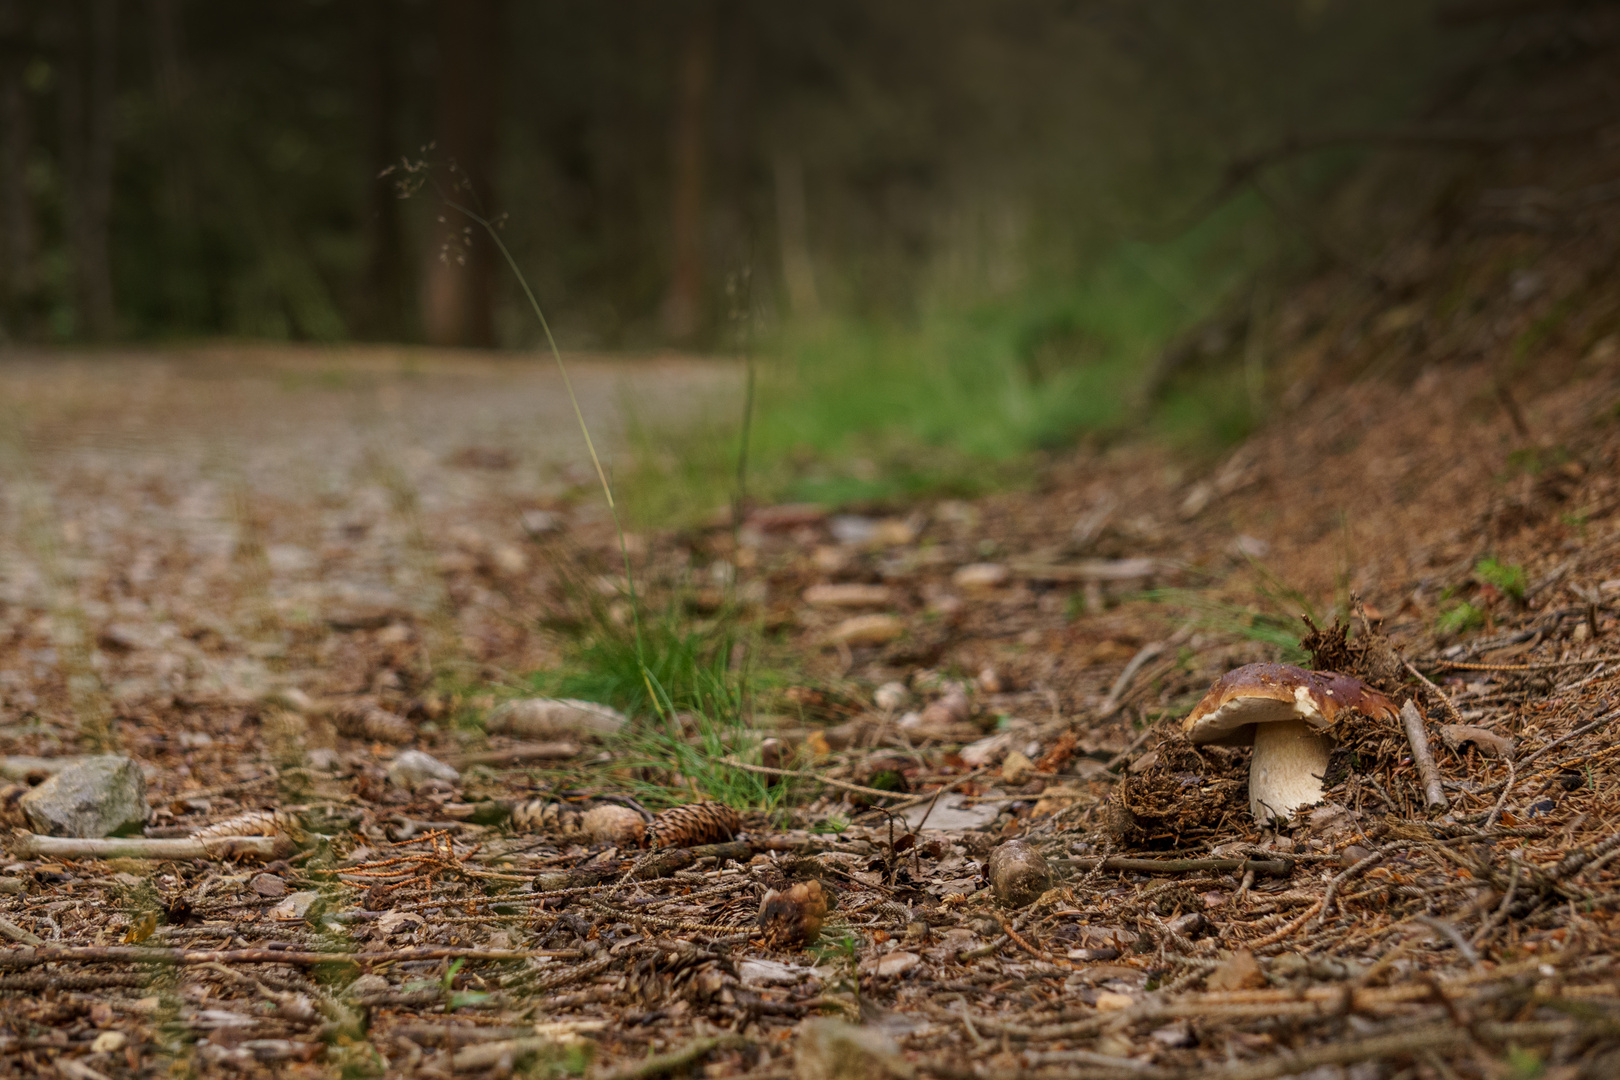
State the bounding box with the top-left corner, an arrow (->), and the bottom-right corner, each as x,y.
987,839 -> 1051,908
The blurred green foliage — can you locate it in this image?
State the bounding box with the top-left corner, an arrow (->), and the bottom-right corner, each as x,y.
1,1 -> 1468,348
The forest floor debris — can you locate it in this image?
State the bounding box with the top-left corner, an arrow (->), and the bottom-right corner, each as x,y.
0,334 -> 1617,1079
6,72 -> 1620,1073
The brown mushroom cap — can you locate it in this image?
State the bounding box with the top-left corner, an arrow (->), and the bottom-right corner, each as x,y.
1182,662 -> 1398,747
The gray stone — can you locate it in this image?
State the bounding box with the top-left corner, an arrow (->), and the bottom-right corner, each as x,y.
386,749 -> 460,790
19,756 -> 148,838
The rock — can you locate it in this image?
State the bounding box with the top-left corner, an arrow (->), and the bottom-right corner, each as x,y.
960,724 -> 1032,768
794,1018 -> 914,1080
270,891 -> 321,921
828,516 -> 878,545
873,682 -> 909,712
1001,750 -> 1034,785
520,508 -> 562,536
803,583 -> 893,609
19,756 -> 148,838
580,805 -> 646,847
951,563 -> 1008,590
490,544 -> 528,576
827,614 -> 905,647
738,958 -> 814,986
484,698 -> 627,741
988,840 -> 1051,908
250,873 -> 288,898
90,1031 -> 127,1054
1150,1021 -> 1194,1048
307,748 -> 343,773
386,750 -> 460,790
924,687 -> 971,724
862,950 -> 920,977
1207,949 -> 1266,991
347,974 -> 390,997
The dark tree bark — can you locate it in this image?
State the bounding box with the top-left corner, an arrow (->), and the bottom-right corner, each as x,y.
356,0 -> 407,340
147,0 -> 192,220
422,0 -> 502,349
0,0 -> 35,325
60,0 -> 117,339
660,0 -> 715,343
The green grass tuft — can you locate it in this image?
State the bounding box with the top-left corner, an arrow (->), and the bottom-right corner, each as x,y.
1473,556 -> 1526,601
619,201 -> 1280,525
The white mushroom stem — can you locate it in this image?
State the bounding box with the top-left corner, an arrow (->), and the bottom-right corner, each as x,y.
1248,719 -> 1331,824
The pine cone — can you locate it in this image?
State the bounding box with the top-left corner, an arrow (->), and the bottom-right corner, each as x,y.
191,809 -> 303,840
509,801 -> 647,847
645,802 -> 741,848
510,800 -> 581,835
330,701 -> 414,744
758,879 -> 828,948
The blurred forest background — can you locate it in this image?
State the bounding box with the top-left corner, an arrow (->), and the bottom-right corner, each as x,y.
0,0 -> 1585,508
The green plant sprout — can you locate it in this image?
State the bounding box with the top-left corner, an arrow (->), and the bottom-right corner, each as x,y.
1474,556 -> 1527,601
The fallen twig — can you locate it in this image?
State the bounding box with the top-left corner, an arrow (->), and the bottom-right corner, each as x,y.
452,1035 -> 577,1072
1101,642 -> 1167,716
0,918 -> 43,947
0,945 -> 538,969
1429,654 -> 1620,672
1413,915 -> 1482,968
447,741 -> 580,767
1400,699 -> 1449,811
1054,856 -> 1293,878
722,756 -> 983,810
14,834 -> 285,861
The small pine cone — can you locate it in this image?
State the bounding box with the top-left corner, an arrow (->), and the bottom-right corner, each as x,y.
580,805 -> 647,848
510,800 -> 581,835
645,803 -> 741,849
192,810 -> 304,840
331,701 -> 414,744
758,880 -> 828,949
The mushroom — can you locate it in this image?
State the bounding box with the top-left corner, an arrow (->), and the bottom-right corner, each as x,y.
1183,662 -> 1398,824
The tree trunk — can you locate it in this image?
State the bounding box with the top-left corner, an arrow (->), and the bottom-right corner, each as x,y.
61,0 -> 116,339
147,0 -> 192,221
660,0 -> 714,343
421,0 -> 502,349
356,0 -> 406,340
773,153 -> 818,320
0,0 -> 35,326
